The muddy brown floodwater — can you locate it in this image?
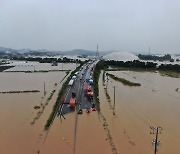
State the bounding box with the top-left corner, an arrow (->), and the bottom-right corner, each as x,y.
99,70 -> 180,154
1,62 -> 180,154
40,112 -> 112,154
0,63 -> 76,154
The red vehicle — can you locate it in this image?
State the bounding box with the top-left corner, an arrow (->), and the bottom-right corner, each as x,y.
84,85 -> 93,100
69,98 -> 76,108
84,85 -> 90,91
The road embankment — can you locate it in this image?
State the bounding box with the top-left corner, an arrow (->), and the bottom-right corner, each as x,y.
44,65 -> 81,130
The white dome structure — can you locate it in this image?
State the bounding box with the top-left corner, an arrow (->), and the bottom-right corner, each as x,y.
103,51 -> 138,61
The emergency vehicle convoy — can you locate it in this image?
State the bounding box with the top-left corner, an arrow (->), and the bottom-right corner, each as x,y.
59,60 -> 97,116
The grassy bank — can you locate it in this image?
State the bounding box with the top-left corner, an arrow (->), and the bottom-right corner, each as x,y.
106,67 -> 156,72
0,90 -> 40,94
159,70 -> 180,78
106,67 -> 180,78
102,70 -> 106,86
60,71 -> 70,83
44,65 -> 82,130
93,60 -> 108,111
4,69 -> 70,73
106,73 -> 141,86
105,89 -> 111,103
93,61 -> 117,153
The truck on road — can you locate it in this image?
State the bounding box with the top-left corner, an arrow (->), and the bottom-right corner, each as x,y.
68,79 -> 74,86
69,92 -> 77,108
69,98 -> 76,108
84,85 -> 93,101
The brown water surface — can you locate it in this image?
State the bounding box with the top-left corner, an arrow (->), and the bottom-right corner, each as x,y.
1,64 -> 179,154
40,112 -> 111,154
0,63 -> 75,154
99,71 -> 180,154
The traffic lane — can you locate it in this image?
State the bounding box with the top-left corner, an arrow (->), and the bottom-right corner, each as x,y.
59,62 -> 95,116
58,64 -> 86,116
60,64 -> 87,115
65,64 -> 86,103
60,85 -> 84,115
60,78 -> 81,115
84,62 -> 95,81
80,87 -> 93,110
79,63 -> 95,110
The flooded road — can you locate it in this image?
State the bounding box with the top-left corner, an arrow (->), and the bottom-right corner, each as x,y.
99,70 -> 180,154
40,112 -> 111,154
40,62 -> 112,154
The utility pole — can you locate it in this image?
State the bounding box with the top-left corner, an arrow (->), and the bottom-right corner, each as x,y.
106,75 -> 109,89
149,47 -> 151,55
113,86 -> 116,115
44,82 -> 46,95
113,86 -> 115,108
76,60 -> 77,68
62,62 -> 63,71
96,43 -> 99,59
150,126 -> 162,154
154,127 -> 159,154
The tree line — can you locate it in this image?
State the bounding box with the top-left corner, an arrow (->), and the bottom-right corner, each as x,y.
105,60 -> 180,72
138,54 -> 174,61
11,56 -> 84,64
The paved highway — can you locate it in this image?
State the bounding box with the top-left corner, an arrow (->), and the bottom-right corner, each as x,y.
58,61 -> 96,118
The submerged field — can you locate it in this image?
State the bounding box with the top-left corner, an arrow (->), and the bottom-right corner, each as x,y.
0,61 -> 180,154
0,62 -> 76,154
38,68 -> 180,154
99,70 -> 180,154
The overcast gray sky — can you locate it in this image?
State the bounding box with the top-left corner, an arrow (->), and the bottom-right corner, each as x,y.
0,0 -> 180,53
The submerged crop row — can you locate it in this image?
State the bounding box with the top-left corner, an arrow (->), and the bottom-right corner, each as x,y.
106,73 -> 141,86
0,90 -> 40,94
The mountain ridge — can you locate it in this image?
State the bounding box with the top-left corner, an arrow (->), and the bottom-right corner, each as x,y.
0,46 -> 112,56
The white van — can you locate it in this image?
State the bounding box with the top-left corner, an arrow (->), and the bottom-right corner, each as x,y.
68,79 -> 74,86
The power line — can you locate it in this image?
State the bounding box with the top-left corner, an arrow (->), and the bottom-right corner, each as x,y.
114,88 -> 163,152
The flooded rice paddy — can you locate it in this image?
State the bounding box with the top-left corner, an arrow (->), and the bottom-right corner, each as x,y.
40,112 -> 111,154
41,70 -> 180,154
0,62 -> 76,154
99,70 -> 180,154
